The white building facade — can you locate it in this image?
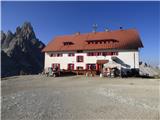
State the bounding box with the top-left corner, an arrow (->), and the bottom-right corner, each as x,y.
43,29 -> 143,73
44,49 -> 139,71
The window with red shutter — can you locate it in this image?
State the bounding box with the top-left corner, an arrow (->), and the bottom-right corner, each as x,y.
52,63 -> 60,70
77,66 -> 83,70
77,56 -> 83,62
93,52 -> 97,56
86,64 -> 96,70
102,52 -> 106,56
68,53 -> 75,57
112,52 -> 118,55
57,53 -> 63,57
68,64 -> 74,70
52,64 -> 54,69
50,53 -> 53,57
108,52 -> 112,55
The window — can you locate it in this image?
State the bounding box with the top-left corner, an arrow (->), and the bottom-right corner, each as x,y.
91,53 -> 94,56
68,64 -> 74,70
107,52 -> 112,56
86,64 -> 96,70
50,53 -> 53,57
77,66 -> 83,70
77,50 -> 83,53
87,41 -> 91,44
52,63 -> 60,70
87,52 -> 91,56
112,52 -> 118,55
50,53 -> 63,57
97,52 -> 102,56
87,52 -> 97,56
102,52 -> 107,56
57,53 -> 63,57
102,52 -> 118,56
68,53 -> 75,57
63,42 -> 74,46
53,54 -> 56,57
77,56 -> 83,62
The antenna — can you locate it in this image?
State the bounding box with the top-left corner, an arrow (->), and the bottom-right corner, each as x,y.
92,24 -> 98,32
105,27 -> 109,32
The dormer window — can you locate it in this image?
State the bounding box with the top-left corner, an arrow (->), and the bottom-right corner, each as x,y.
63,41 -> 74,46
86,39 -> 119,44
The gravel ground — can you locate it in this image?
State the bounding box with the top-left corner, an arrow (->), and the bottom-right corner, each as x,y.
1,75 -> 160,120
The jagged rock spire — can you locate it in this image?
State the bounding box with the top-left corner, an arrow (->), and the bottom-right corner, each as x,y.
1,22 -> 45,77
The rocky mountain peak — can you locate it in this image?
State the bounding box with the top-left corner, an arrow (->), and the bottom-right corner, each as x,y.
6,30 -> 13,36
1,31 -> 6,41
1,22 -> 45,77
20,22 -> 36,40
1,30 -> 14,49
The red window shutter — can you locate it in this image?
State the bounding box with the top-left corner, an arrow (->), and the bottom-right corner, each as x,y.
115,52 -> 118,55
103,52 -> 106,56
86,64 -> 88,70
50,54 -> 53,57
52,64 -> 55,69
58,64 -> 60,70
92,53 -> 94,56
68,64 -> 70,70
111,52 -> 113,55
72,64 -> 74,70
96,64 -> 99,71
77,56 -> 83,62
108,52 -> 110,55
76,56 -> 78,62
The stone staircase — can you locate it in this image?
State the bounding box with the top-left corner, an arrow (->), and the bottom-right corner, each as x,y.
139,64 -> 159,77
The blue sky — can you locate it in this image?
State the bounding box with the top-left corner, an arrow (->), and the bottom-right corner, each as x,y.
1,1 -> 160,66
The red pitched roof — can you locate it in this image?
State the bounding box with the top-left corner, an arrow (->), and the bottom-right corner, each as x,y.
42,29 -> 143,52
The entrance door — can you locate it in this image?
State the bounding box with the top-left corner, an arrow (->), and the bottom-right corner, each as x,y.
97,64 -> 103,72
96,60 -> 109,74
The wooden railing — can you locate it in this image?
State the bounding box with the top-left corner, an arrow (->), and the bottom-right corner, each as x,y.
62,69 -> 97,76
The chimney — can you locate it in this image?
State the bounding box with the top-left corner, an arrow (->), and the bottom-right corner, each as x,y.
75,32 -> 80,35
92,24 -> 98,33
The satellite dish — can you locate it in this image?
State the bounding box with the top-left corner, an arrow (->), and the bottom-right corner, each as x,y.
120,26 -> 123,30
